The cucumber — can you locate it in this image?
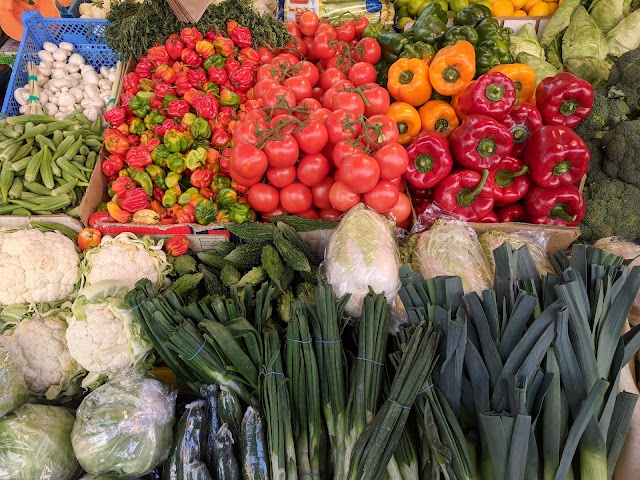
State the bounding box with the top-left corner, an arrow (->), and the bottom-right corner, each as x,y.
171,272 -> 204,295
163,401 -> 207,480
218,386 -> 243,444
201,384 -> 220,473
215,424 -> 242,480
240,407 -> 269,480
273,227 -> 311,273
227,222 -> 276,243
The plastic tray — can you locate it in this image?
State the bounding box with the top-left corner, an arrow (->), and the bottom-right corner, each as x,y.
1,11 -> 116,116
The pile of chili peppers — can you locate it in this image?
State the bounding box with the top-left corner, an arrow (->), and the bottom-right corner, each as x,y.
98,23 -> 262,226
407,71 -> 594,226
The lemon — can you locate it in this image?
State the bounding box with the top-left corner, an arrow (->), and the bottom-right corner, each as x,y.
528,1 -> 551,15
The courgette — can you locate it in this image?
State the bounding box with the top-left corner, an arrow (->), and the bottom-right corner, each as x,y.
201,384 -> 220,473
215,424 -> 242,480
240,407 -> 269,480
163,401 -> 207,480
218,386 -> 243,444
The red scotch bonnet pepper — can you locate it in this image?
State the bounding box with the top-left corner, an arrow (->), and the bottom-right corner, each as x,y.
524,184 -> 585,226
449,114 -> 513,170
535,72 -> 594,128
433,169 -> 494,221
458,72 -> 517,120
404,130 -> 453,189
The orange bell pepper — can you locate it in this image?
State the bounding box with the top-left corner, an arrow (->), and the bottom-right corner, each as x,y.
387,58 -> 432,107
387,102 -> 421,145
429,41 -> 476,97
418,100 -> 460,138
488,64 -> 536,105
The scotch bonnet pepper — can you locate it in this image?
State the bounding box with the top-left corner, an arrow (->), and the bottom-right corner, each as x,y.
458,72 -> 516,119
535,72 -> 594,128
488,156 -> 531,206
433,168 -> 494,221
449,114 -> 514,170
524,125 -> 589,188
501,103 -> 543,159
524,184 -> 585,226
404,130 -> 453,189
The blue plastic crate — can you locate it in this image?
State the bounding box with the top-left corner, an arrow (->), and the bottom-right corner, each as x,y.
69,0 -> 91,18
1,11 -> 117,116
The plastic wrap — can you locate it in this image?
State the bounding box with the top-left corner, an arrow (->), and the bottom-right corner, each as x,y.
201,384 -> 220,473
71,369 -> 177,477
324,204 -> 402,317
478,230 -> 556,278
0,404 -> 80,480
594,237 -> 640,326
0,345 -> 29,418
413,219 -> 492,295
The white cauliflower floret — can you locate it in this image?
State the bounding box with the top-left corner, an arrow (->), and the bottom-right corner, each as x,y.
0,316 -> 83,399
81,233 -> 170,289
0,229 -> 80,305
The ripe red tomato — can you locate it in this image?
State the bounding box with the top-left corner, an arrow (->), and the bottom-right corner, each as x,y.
299,207 -> 319,219
263,134 -> 299,168
294,120 -> 329,154
353,16 -> 370,37
325,109 -> 363,144
331,79 -> 353,91
230,143 -> 268,179
303,36 -> 317,62
325,55 -> 352,75
374,142 -> 409,180
363,181 -> 400,212
280,183 -> 313,214
320,68 -> 347,90
296,98 -> 322,115
348,62 -> 377,86
270,114 -> 298,135
313,33 -> 337,60
332,140 -> 365,169
287,22 -> 302,38
339,154 -> 380,193
262,86 -> 297,116
297,153 -> 331,187
263,203 -> 285,221
254,79 -> 281,99
319,208 -> 342,220
283,37 -> 307,60
322,88 -> 340,110
248,183 -> 280,213
335,21 -> 356,42
329,181 -> 360,211
297,61 -> 320,86
331,91 -> 366,116
284,76 -> 313,103
274,53 -> 299,65
258,46 -> 274,64
356,38 -> 381,64
312,87 -> 324,102
310,107 -> 332,123
366,115 -> 400,146
233,118 -> 269,145
361,83 -> 390,117
266,166 -> 297,188
256,65 -> 276,83
315,23 -> 337,38
385,192 -> 411,222
312,176 -> 334,209
299,11 -> 320,36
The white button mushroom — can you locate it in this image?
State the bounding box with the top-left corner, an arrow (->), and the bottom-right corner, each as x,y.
42,42 -> 57,53
38,50 -> 54,62
59,42 -> 75,53
52,48 -> 69,62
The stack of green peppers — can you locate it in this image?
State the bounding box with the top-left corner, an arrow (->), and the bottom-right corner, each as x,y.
372,3 -> 513,87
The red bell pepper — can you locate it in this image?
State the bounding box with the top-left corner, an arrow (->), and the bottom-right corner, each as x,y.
111,176 -> 137,199
194,93 -> 219,120
238,47 -> 259,65
225,57 -> 241,77
524,125 -> 589,188
535,72 -> 594,128
230,64 -> 255,92
88,211 -> 116,227
121,187 -> 151,213
501,103 -> 543,159
154,82 -> 174,100
495,203 -> 526,222
230,25 -> 253,49
404,130 -> 453,189
104,129 -> 130,155
165,34 -> 184,61
488,156 -> 531,206
479,210 -> 499,223
524,184 -> 585,226
457,73 -> 517,120
208,66 -> 228,85
101,154 -> 125,178
433,169 -> 495,221
449,114 -> 514,171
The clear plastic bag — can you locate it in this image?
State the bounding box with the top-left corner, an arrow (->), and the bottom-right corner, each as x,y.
0,345 -> 29,418
324,204 -> 402,317
0,403 -> 80,480
478,230 -> 555,278
71,369 -> 177,478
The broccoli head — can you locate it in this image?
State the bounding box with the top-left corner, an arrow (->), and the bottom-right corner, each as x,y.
574,88 -> 629,139
584,138 -> 608,185
606,49 -> 640,118
601,120 -> 640,186
580,178 -> 640,242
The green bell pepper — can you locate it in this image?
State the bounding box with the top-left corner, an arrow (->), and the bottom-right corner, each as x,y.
217,187 -> 238,208
454,4 -> 491,26
167,153 -> 186,174
399,41 -> 437,62
476,18 -> 512,44
131,170 -> 153,197
362,24 -> 394,39
475,39 -> 512,75
190,117 -> 212,141
444,25 -> 479,46
185,147 -> 207,170
377,32 -> 410,63
413,14 -> 447,44
228,202 -> 252,224
195,199 -> 218,225
374,60 -> 391,88
151,144 -> 170,167
204,54 -> 225,69
129,117 -> 146,135
416,2 -> 448,24
178,187 -> 199,205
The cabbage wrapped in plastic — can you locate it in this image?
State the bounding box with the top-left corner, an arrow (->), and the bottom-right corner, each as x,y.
71,369 -> 177,477
0,404 -> 80,480
478,231 -> 555,278
324,204 -> 401,317
594,237 -> 640,325
413,220 -> 492,294
0,345 -> 29,418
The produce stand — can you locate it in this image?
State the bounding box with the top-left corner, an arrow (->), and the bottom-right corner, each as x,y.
1,0 -> 640,479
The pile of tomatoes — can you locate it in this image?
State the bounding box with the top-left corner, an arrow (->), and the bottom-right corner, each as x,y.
231,12 -> 413,227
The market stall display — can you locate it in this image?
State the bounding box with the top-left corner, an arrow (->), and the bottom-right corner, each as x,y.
0,0 -> 640,478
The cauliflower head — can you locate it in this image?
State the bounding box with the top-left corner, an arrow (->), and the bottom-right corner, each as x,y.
81,233 -> 170,290
67,284 -> 154,389
0,315 -> 84,400
0,229 -> 80,305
